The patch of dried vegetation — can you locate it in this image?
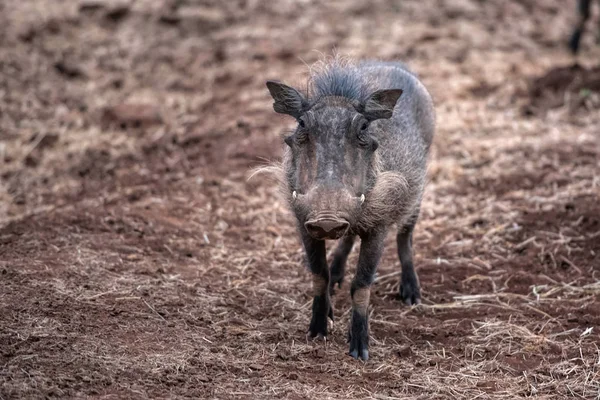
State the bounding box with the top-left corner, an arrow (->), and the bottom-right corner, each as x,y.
1,0 -> 599,399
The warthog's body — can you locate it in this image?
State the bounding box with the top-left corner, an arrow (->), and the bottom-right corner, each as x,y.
265,59 -> 435,360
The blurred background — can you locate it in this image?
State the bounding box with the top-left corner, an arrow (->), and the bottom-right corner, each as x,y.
1,1 -> 599,398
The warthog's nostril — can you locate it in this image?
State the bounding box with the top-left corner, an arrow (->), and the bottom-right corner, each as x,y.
305,219 -> 349,240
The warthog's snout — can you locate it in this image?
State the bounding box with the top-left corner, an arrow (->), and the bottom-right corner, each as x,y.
304,218 -> 349,240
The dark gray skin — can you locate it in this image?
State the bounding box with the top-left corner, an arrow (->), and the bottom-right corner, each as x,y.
569,0 -> 600,54
266,60 -> 435,361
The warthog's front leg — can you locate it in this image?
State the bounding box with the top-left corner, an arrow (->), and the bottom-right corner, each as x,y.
301,231 -> 333,340
329,235 -> 356,295
398,221 -> 421,306
569,0 -> 592,54
348,229 -> 386,361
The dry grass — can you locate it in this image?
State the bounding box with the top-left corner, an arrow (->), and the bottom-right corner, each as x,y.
1,0 -> 600,399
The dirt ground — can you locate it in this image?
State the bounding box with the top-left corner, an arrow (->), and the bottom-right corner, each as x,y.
1,0 -> 600,399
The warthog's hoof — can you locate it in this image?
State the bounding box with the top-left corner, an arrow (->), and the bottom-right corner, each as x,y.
399,277 -> 421,306
306,332 -> 327,342
348,310 -> 369,361
348,349 -> 369,361
307,306 -> 333,339
349,348 -> 369,361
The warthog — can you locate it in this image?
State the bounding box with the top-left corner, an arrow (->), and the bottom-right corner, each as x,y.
569,0 -> 600,54
264,58 -> 435,360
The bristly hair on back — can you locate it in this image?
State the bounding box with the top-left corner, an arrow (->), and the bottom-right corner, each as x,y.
308,56 -> 374,104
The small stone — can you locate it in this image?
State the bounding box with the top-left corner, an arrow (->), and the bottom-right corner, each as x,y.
35,133 -> 60,149
216,220 -> 229,231
24,155 -> 39,167
79,0 -> 104,13
105,5 -> 130,21
54,60 -> 86,79
179,6 -> 226,25
397,345 -> 413,358
159,14 -> 181,25
102,103 -> 163,128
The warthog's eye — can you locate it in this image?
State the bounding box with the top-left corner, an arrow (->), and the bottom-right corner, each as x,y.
357,137 -> 370,148
354,117 -> 370,145
357,129 -> 370,147
294,116 -> 309,144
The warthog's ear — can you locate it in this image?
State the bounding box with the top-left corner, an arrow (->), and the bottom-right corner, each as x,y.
266,81 -> 308,119
362,89 -> 403,121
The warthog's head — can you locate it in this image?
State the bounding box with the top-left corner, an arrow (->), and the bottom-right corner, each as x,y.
267,81 -> 402,240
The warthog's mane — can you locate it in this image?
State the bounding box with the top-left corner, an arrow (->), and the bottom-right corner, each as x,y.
248,149 -> 293,204
307,56 -> 375,105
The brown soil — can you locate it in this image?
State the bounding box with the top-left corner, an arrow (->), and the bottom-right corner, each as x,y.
1,1 -> 600,399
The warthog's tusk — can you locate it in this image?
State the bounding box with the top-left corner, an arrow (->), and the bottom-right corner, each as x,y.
292,191 -> 297,200
360,194 -> 365,204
